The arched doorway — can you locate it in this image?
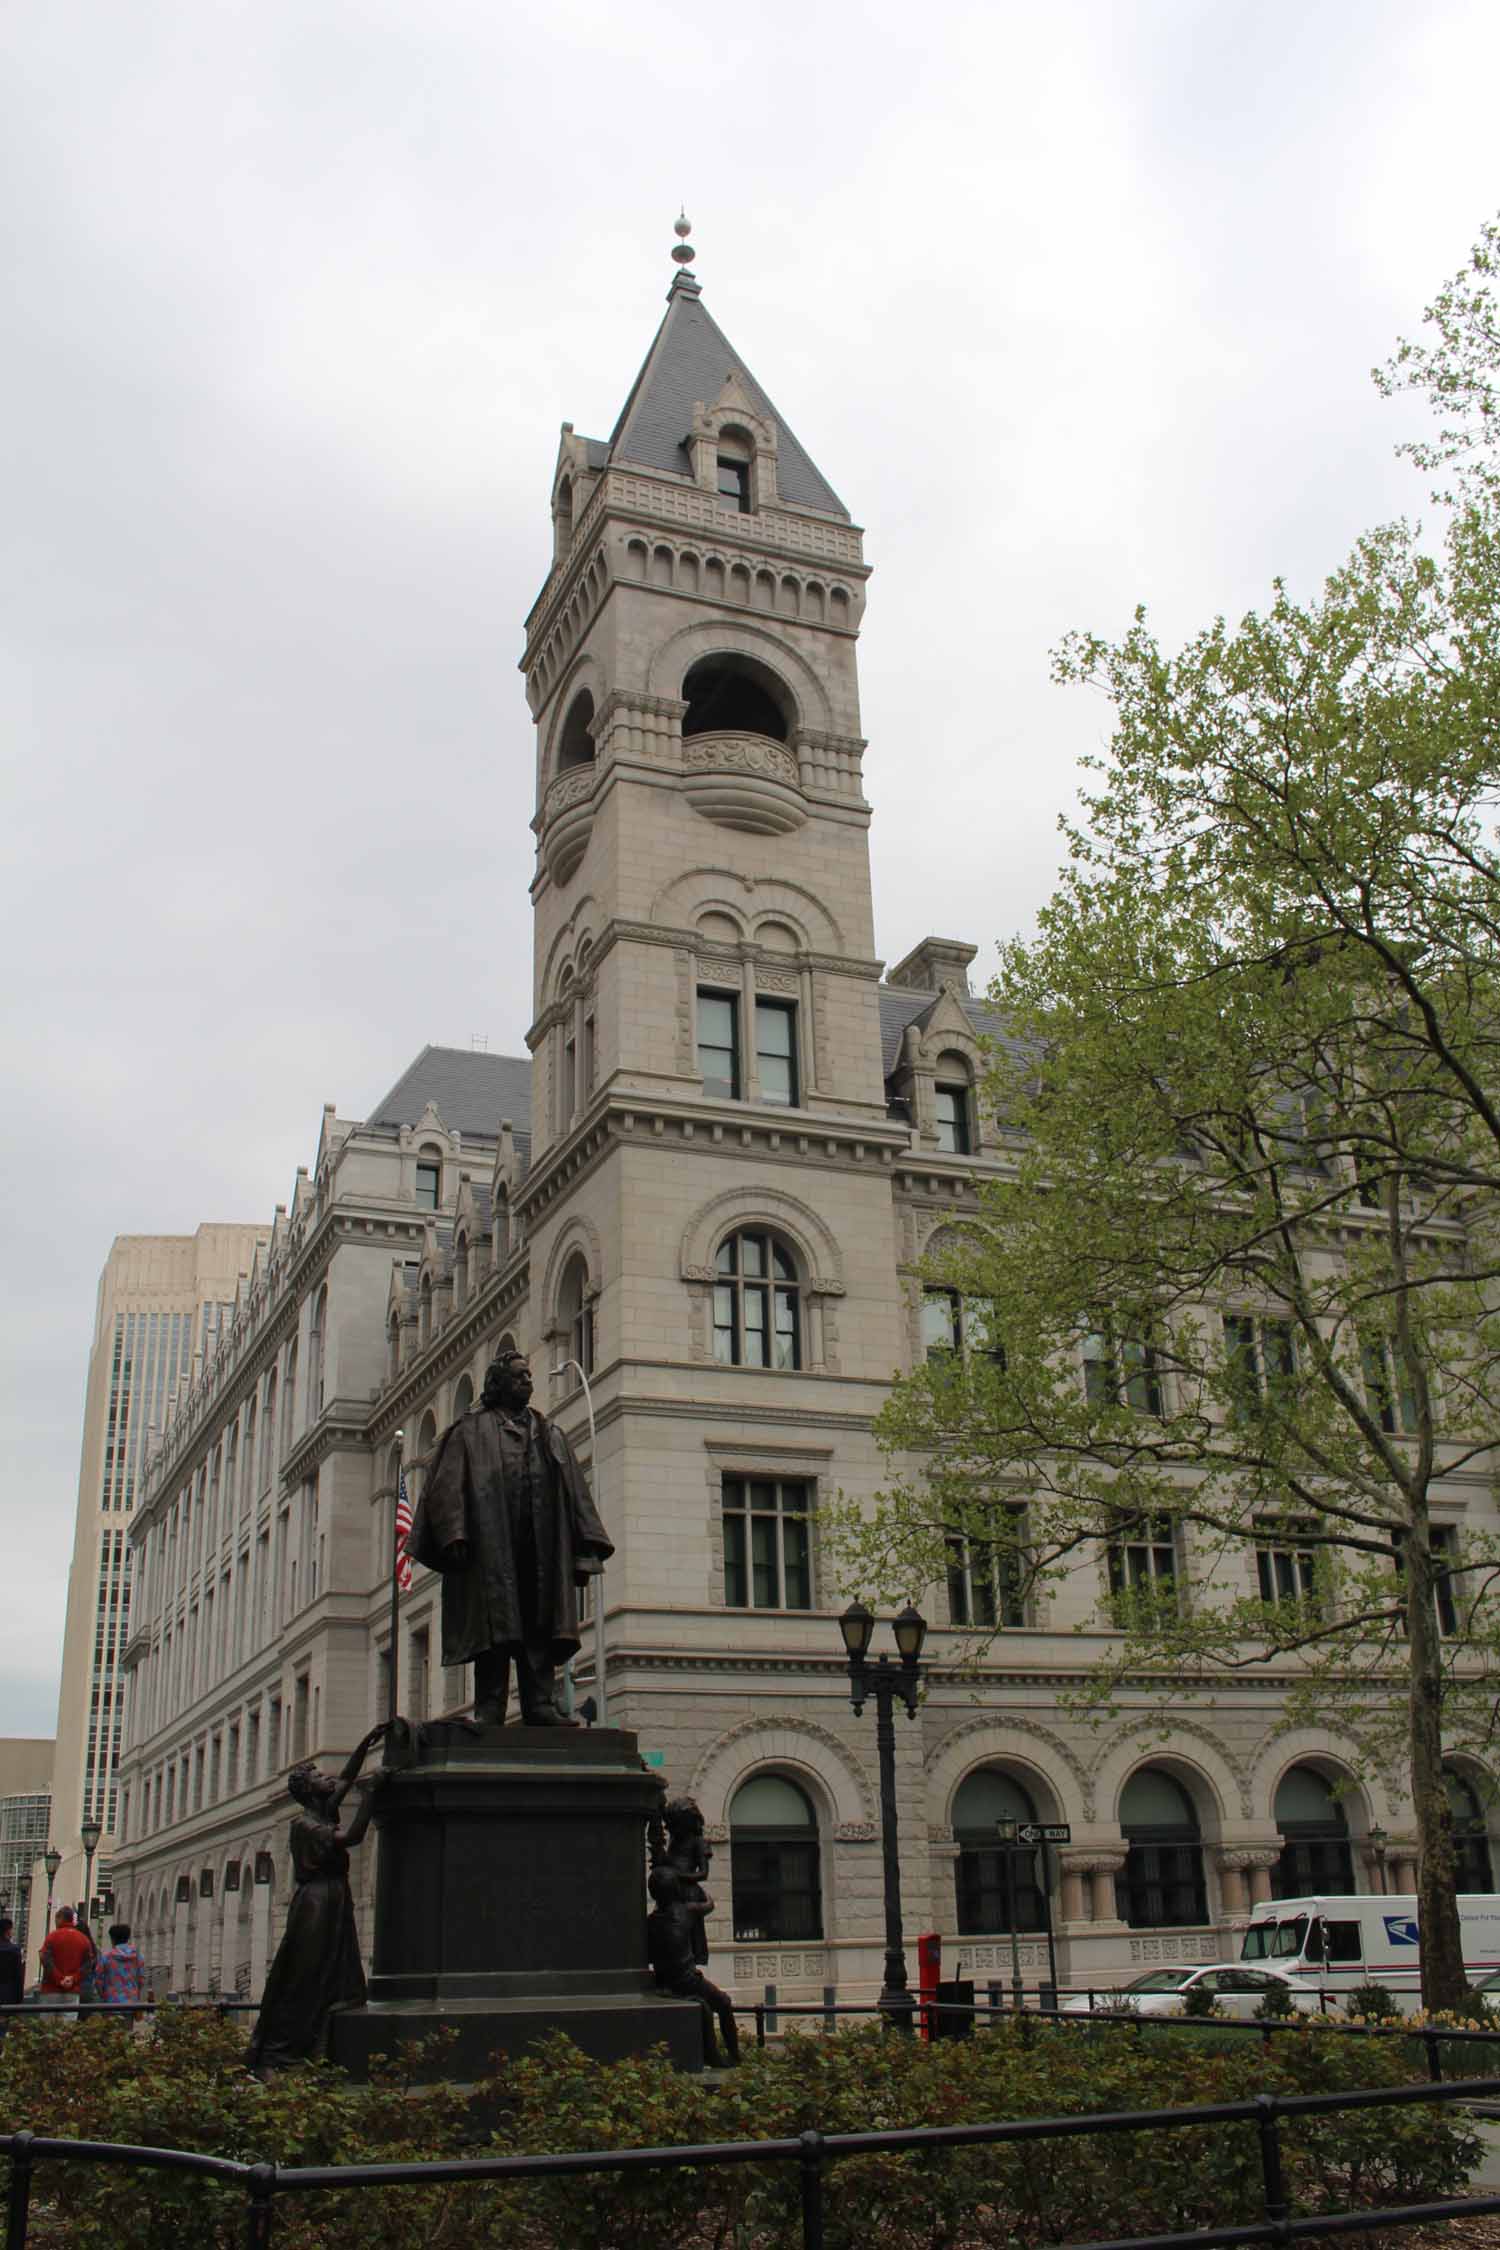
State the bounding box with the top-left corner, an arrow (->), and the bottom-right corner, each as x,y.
1117,1767 -> 1207,1927
952,1768 -> 1046,1934
1272,1766 -> 1354,1895
728,1773 -> 822,1942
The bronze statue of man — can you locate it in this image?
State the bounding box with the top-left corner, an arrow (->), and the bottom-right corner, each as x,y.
407,1350 -> 612,1725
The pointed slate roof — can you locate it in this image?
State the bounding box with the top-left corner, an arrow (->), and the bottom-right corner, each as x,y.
606,278 -> 848,521
367,1045 -> 533,1145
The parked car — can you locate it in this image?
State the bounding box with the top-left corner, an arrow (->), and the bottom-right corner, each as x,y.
1470,1968 -> 1500,2009
1061,1964 -> 1321,2018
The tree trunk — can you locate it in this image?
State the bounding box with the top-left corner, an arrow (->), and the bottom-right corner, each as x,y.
1404,1518 -> 1467,2011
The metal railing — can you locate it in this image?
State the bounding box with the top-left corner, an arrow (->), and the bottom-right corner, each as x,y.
4,2051 -> 1500,2248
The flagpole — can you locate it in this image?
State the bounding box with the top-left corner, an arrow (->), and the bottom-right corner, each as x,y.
387,1428 -> 404,1729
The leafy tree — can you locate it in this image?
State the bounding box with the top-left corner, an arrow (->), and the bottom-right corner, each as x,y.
839,218 -> 1500,2013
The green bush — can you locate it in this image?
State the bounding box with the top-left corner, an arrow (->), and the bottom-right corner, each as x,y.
0,2008 -> 1482,2249
1178,1981 -> 1222,2018
1346,1981 -> 1399,2022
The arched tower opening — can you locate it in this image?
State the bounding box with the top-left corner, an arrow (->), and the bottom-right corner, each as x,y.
557,689 -> 596,773
681,654 -> 790,744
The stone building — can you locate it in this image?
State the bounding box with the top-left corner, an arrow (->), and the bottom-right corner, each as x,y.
110,227 -> 1499,2009
36,1227 -> 269,1976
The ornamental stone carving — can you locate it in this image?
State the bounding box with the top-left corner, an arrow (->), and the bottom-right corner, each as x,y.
680,731 -> 806,835
540,766 -> 599,885
834,1821 -> 878,1843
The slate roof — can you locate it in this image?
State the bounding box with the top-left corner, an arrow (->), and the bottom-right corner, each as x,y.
602,283 -> 848,521
367,1046 -> 533,1144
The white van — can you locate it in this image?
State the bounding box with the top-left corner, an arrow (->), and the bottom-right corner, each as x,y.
1240,1893 -> 1500,2010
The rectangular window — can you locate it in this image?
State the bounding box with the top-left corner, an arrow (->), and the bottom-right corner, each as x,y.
269,1696 -> 283,1773
1362,1337 -> 1419,1435
292,1672 -> 310,1762
755,998 -> 798,1106
1254,1519 -> 1322,1610
716,455 -> 751,512
1225,1315 -> 1296,1418
698,989 -> 740,1100
1106,1513 -> 1178,1604
924,1288 -> 1002,1364
415,1161 -> 440,1210
923,1287 -> 961,1357
583,1013 -> 596,1093
722,1477 -> 812,1610
1083,1322 -> 1162,1414
935,1082 -> 971,1154
946,1512 -> 1027,1628
1393,1523 -> 1460,1636
562,1034 -> 577,1125
409,1628 -> 430,1724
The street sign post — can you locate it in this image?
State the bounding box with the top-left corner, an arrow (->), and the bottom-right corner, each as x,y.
1018,1823 -> 1071,1845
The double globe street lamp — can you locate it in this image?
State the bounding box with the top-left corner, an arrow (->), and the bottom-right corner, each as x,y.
839,1600 -> 928,2032
80,1816 -> 103,1936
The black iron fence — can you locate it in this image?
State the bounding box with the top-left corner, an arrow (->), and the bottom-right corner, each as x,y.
4,2055 -> 1500,2249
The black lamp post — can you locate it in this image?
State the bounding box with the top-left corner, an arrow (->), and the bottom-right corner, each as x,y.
43,1847 -> 61,1928
80,1817 -> 103,1940
840,1599 -> 927,2033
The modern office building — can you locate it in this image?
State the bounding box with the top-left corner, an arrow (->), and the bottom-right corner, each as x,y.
110,229 -> 1499,2008
39,1228 -> 269,1969
0,1739 -> 53,1965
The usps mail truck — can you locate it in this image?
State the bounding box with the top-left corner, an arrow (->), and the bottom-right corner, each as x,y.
1240,1893 -> 1500,2009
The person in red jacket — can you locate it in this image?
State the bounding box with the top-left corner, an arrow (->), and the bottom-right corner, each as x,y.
38,1907 -> 93,2007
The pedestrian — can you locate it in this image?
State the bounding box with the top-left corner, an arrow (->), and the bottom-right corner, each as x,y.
0,1915 -> 23,2036
94,1922 -> 145,2018
38,1907 -> 93,2012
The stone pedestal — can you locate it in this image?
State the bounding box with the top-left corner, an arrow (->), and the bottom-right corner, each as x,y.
327,1721 -> 703,2079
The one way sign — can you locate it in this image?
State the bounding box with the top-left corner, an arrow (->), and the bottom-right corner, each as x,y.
1017,1823 -> 1072,1844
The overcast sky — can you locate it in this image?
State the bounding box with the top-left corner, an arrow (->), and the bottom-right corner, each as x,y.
4,0 -> 1498,1739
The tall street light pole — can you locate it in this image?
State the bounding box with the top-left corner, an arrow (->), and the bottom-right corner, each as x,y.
80,1817 -> 103,1940
43,1847 -> 61,1932
551,1357 -> 607,1725
840,1601 -> 927,2034
994,1817 -> 1026,2010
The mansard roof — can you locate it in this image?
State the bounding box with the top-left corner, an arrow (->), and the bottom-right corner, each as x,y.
367,1045 -> 532,1143
603,282 -> 848,520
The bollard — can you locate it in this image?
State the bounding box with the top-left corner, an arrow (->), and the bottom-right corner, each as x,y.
798,2129 -> 826,2250
764,1981 -> 778,2037
822,1983 -> 837,2034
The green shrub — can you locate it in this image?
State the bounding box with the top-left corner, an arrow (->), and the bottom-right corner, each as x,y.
1254,1980 -> 1297,2020
0,2007 -> 1482,2249
1178,1981 -> 1222,2018
1346,1981 -> 1399,2021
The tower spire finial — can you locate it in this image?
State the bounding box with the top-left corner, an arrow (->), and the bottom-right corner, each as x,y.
668,209 -> 700,297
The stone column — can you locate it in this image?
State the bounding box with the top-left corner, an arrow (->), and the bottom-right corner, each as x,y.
1073,1853 -> 1125,1922
1214,1846 -> 1279,1916
170,1890 -> 191,1992
1057,1851 -> 1092,1924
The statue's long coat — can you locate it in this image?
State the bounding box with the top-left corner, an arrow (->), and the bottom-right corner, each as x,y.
406,1407 -> 613,1666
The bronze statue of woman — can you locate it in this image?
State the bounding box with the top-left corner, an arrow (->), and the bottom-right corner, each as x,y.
246,1723 -> 387,2074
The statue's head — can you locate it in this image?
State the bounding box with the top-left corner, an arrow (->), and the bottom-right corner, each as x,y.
288,1761 -> 334,1811
664,1796 -> 704,1843
482,1350 -> 533,1413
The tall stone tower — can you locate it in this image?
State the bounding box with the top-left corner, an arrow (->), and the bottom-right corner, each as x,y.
517,219 -> 908,1752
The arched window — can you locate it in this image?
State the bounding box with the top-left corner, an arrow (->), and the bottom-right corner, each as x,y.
494,1192 -> 511,1266
310,1285 -> 328,1416
208,1447 -> 222,1544
681,654 -> 790,743
952,1768 -> 1047,1935
415,1146 -> 442,1211
243,1403 -> 257,1504
387,1311 -> 401,1383
558,1253 -> 594,1378
557,688 -> 595,772
1272,1765 -> 1353,1896
225,1427 -> 240,1521
729,1773 -> 822,1942
934,1053 -> 974,1155
453,1235 -> 470,1312
453,1372 -> 474,1420
713,1231 -> 799,1369
554,475 -> 574,554
420,1275 -> 434,1348
1445,1769 -> 1494,1891
1116,1767 -> 1207,1927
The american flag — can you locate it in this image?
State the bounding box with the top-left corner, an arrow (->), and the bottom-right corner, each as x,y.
394,1466 -> 414,1591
